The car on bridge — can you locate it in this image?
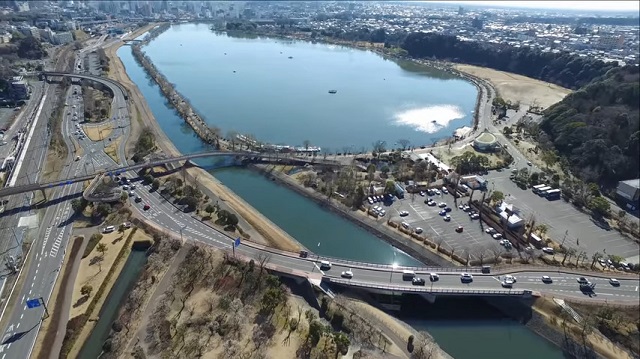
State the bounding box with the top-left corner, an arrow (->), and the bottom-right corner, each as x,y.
341,269 -> 353,279
319,261 -> 332,270
412,277 -> 426,286
460,273 -> 473,283
429,273 -> 439,282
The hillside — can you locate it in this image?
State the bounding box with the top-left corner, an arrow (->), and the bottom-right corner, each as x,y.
539,65 -> 640,186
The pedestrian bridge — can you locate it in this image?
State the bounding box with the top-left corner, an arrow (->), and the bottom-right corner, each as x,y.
0,151 -> 340,199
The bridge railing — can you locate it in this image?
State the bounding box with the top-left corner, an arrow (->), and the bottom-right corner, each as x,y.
317,256 -> 483,274
325,278 -> 528,296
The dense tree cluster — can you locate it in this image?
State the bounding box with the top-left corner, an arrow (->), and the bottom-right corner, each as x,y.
400,32 -> 618,89
16,35 -> 46,59
539,66 -> 639,186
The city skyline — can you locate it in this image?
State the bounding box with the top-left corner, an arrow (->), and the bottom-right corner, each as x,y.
439,1 -> 640,12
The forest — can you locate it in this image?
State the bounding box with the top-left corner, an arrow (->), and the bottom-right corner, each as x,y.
539,65 -> 639,186
399,32 -> 619,89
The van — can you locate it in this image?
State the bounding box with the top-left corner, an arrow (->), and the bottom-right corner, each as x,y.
102,225 -> 115,233
319,261 -> 331,270
402,270 -> 416,280
481,265 -> 491,274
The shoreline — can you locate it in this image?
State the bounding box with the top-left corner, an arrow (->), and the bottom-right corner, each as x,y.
105,24 -> 301,253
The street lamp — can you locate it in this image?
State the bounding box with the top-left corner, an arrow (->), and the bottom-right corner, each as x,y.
179,225 -> 187,242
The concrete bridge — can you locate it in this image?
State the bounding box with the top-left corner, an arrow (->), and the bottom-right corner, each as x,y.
0,151 -> 341,200
40,72 -> 129,101
122,39 -> 143,45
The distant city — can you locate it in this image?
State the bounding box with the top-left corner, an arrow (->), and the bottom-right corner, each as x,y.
1,1 -> 638,68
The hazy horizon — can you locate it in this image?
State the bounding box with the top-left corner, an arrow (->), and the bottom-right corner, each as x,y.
426,1 -> 640,13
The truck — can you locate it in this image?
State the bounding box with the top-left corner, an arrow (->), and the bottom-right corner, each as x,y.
394,182 -> 405,199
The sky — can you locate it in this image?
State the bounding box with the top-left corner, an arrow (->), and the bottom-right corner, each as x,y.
438,1 -> 640,12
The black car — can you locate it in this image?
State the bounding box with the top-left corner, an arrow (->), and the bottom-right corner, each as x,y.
444,207 -> 452,212
299,250 -> 308,258
412,277 -> 426,286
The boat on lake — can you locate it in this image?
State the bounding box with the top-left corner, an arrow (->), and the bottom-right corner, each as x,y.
328,90 -> 337,94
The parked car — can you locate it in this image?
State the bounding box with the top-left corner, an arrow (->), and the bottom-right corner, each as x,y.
470,213 -> 480,220
492,233 -> 503,239
485,227 -> 496,234
439,210 -> 447,216
438,202 -> 447,208
455,226 -> 463,233
542,247 -> 554,255
427,200 -> 436,206
443,215 -> 451,221
143,204 -> 150,211
399,210 -> 409,217
444,207 -> 452,212
414,227 -> 423,234
135,196 -> 142,203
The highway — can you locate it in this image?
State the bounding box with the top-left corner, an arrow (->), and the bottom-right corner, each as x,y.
126,175 -> 640,303
0,36 -> 125,359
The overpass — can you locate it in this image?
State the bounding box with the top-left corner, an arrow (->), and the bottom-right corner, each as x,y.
122,39 -> 143,44
0,151 -> 341,199
40,72 -> 129,101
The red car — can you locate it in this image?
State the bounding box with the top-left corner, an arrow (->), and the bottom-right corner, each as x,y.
143,204 -> 150,211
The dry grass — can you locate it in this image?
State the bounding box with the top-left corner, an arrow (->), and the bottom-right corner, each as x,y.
82,122 -> 112,142
454,64 -> 572,109
104,138 -> 121,163
65,229 -> 153,359
69,229 -> 132,318
533,298 -> 636,359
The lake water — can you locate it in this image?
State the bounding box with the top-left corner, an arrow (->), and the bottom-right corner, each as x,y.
141,23 -> 477,151
116,24 -> 565,359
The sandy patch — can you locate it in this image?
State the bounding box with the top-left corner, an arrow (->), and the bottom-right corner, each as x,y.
104,138 -> 121,163
68,229 -> 131,319
82,122 -> 112,142
454,64 -> 572,109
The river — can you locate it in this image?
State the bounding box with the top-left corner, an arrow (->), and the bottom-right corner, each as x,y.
115,25 -> 565,359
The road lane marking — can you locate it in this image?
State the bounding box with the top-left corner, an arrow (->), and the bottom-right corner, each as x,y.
20,314 -> 23,319
636,286 -> 638,292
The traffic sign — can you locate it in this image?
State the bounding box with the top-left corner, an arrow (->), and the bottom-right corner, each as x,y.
234,238 -> 241,248
26,298 -> 41,309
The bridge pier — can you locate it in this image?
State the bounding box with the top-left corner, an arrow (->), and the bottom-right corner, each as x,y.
39,188 -> 47,202
419,292 -> 437,304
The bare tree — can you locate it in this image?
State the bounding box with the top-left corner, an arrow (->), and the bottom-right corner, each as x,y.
489,244 -> 503,264
397,139 -> 410,150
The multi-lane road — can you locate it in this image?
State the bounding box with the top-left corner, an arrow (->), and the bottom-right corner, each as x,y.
0,35 -> 127,359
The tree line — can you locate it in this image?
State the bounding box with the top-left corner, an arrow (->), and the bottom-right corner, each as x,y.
539,65 -> 639,186
399,32 -> 619,90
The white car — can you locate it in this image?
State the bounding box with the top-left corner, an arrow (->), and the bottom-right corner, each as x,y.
441,187 -> 448,194
429,273 -> 439,281
492,233 -> 502,239
609,278 -> 620,286
460,273 -> 473,282
485,227 -> 495,234
541,275 -> 553,283
443,215 -> 451,221
542,247 -> 554,255
438,202 -> 447,208
504,275 -> 516,283
399,210 -> 409,217
341,270 -> 353,279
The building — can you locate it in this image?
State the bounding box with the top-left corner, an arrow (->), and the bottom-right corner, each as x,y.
472,132 -> 499,152
496,201 -> 524,229
10,76 -> 30,100
461,175 -> 487,190
616,178 -> 640,210
54,32 -> 74,45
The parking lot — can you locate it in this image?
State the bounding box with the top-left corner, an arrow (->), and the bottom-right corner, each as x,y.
482,171 -> 640,264
371,190 -> 505,258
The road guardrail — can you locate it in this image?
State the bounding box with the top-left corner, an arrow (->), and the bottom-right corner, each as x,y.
325,277 -> 528,296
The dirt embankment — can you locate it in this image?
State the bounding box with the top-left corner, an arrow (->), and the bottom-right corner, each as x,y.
453,64 -> 572,109
104,25 -> 301,253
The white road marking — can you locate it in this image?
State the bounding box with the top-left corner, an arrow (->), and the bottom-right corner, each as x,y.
636,286 -> 638,292
20,314 -> 23,320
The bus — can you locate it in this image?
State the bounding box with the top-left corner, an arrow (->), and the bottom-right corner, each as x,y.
545,189 -> 561,200
536,186 -> 552,196
532,184 -> 547,194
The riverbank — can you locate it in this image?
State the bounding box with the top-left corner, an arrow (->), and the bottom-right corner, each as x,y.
104,24 -> 301,252
253,163 -> 452,266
